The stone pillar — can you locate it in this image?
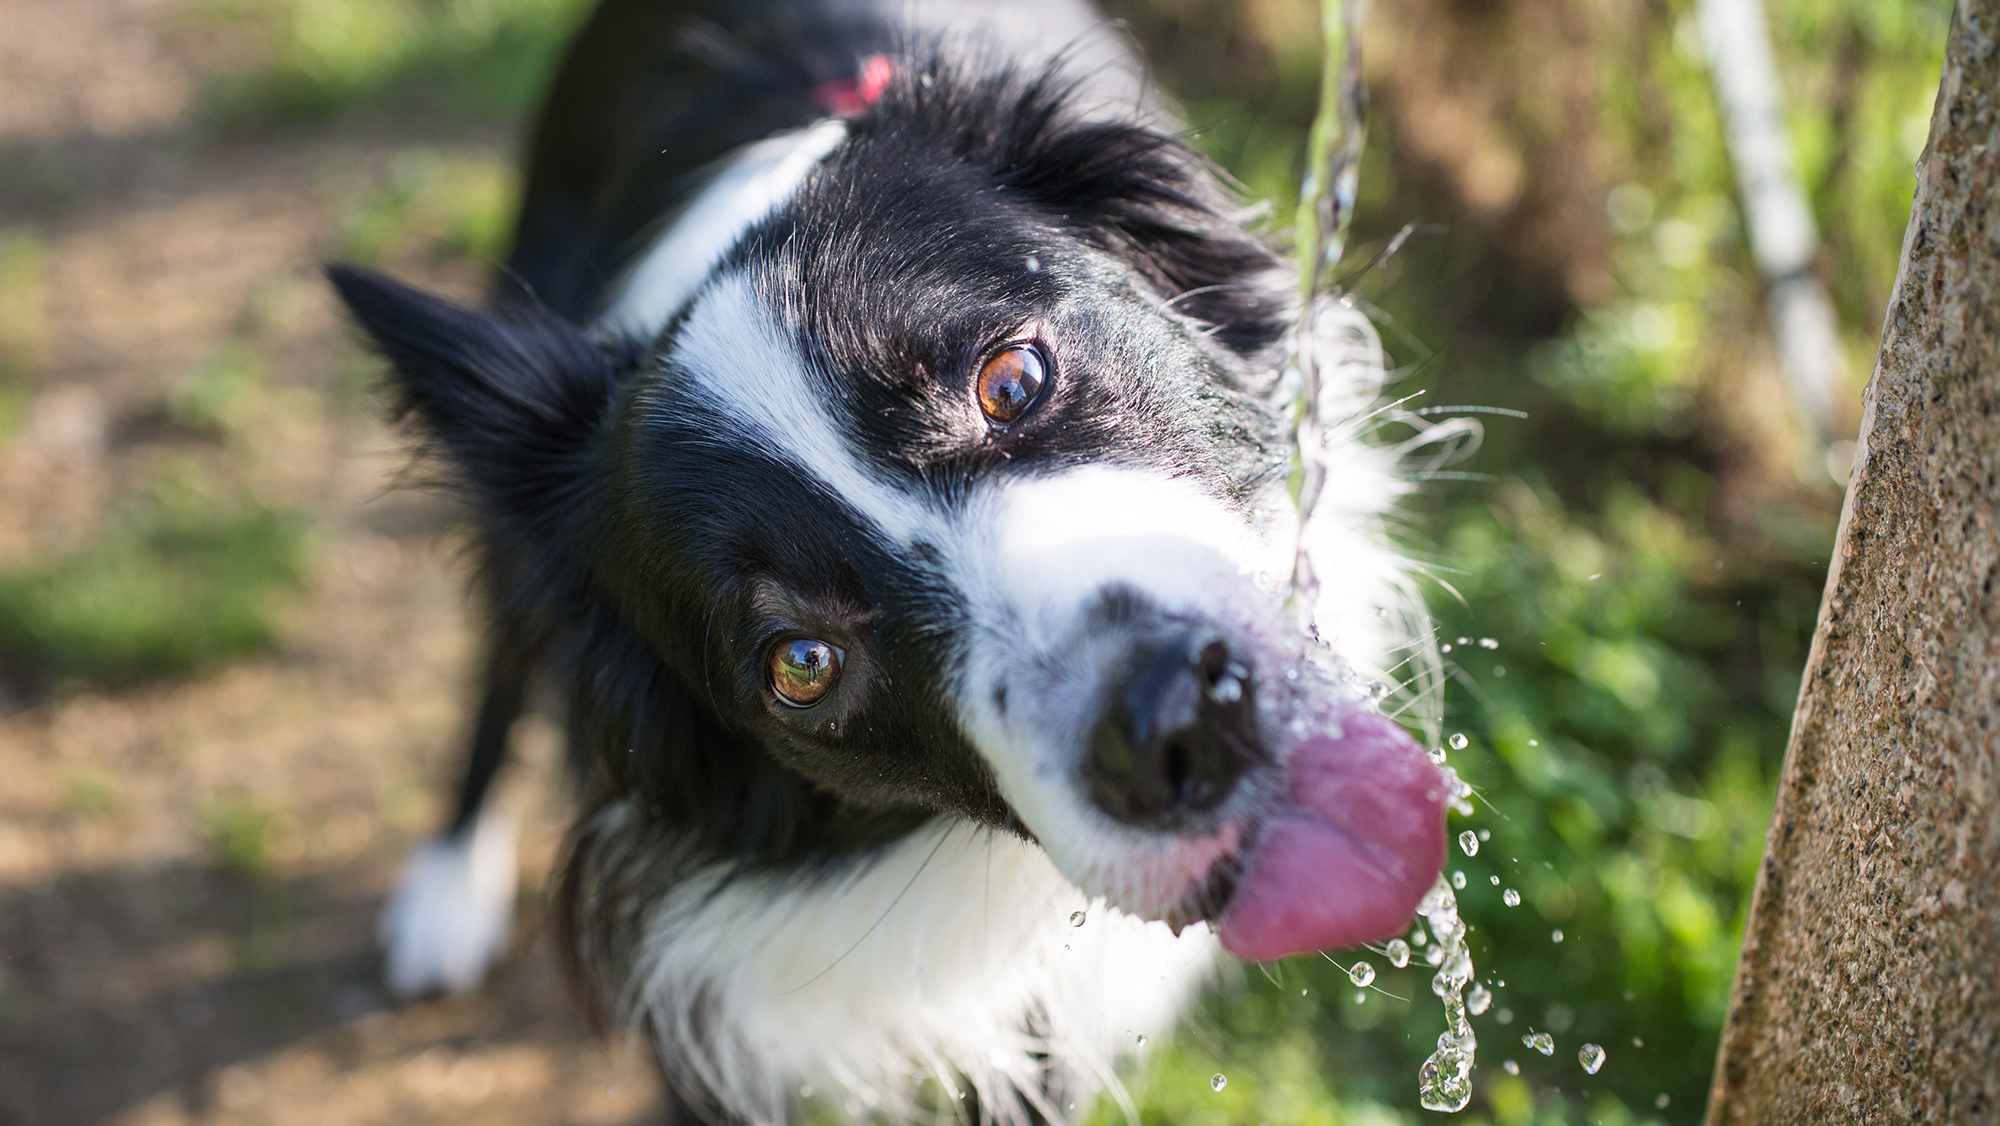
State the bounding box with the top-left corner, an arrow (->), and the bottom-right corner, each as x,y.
1705,2 -> 2000,1121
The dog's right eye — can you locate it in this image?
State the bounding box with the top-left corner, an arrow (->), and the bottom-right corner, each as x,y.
976,343 -> 1048,424
770,637 -> 842,707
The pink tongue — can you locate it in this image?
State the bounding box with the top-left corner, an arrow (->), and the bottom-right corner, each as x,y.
1217,711 -> 1447,962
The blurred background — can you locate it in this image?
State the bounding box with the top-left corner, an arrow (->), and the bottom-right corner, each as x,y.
0,0 -> 1948,1123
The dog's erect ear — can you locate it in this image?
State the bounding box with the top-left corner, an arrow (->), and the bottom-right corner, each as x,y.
328,265 -> 638,521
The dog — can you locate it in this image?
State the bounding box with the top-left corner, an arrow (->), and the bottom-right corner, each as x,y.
329,1 -> 1448,1122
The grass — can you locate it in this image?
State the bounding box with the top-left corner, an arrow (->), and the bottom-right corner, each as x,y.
198,0 -> 593,129
0,471 -> 308,684
0,231 -> 45,441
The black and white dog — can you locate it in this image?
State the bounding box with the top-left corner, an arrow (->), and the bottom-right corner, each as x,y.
331,1 -> 1447,1122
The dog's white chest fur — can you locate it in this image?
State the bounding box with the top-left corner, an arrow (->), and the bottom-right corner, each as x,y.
629,817 -> 1219,1126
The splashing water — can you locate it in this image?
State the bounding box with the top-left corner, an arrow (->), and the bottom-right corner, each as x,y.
1579,1043 -> 1606,1074
1458,830 -> 1479,856
1385,938 -> 1411,968
1523,1032 -> 1554,1056
1415,875 -> 1477,1112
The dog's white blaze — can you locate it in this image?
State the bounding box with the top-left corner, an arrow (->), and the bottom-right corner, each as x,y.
946,468 -> 1287,916
673,273 -> 933,543
378,808 -> 519,996
599,120 -> 850,341
631,815 -> 1217,1126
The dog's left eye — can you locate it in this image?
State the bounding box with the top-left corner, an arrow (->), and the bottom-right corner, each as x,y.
770,638 -> 842,707
976,343 -> 1048,424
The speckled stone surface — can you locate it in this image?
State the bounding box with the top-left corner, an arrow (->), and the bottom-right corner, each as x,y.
1706,4 -> 2000,1122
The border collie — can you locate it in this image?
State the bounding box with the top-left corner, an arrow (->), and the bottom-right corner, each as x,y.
330,1 -> 1447,1122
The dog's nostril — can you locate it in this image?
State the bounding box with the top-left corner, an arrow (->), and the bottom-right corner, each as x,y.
1085,632 -> 1259,829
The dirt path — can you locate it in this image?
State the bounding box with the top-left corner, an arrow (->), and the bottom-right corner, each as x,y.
0,1 -> 663,1122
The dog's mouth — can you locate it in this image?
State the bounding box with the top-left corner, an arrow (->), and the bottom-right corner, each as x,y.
989,628 -> 1448,963
1091,629 -> 1452,959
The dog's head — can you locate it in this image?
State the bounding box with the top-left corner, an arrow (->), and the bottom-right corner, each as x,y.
333,66 -> 1444,963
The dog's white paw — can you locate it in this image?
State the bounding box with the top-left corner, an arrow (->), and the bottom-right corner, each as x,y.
378,808 -> 519,997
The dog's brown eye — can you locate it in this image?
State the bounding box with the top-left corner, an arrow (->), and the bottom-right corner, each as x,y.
976,344 -> 1047,424
770,638 -> 842,707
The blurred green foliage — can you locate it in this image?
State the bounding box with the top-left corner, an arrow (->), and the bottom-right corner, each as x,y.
326,145 -> 518,266
1103,0 -> 1950,1124
0,464 -> 307,683
199,0 -> 590,127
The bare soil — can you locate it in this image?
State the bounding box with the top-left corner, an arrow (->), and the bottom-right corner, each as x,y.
0,1 -> 664,1121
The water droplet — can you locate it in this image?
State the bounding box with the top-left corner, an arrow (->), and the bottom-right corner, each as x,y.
1135,1034 -> 1147,1046
1479,637 -> 1499,649
1578,1043 -> 1605,1075
1368,681 -> 1390,700
1458,830 -> 1479,856
1493,665 -> 1505,677
1527,739 -> 1538,747
1449,732 -> 1469,751
1656,1094 -> 1671,1109
1490,875 -> 1501,885
1479,828 -> 1490,840
1385,939 -> 1411,967
1210,1074 -> 1227,1092
1503,888 -> 1521,907
1409,925 -> 1427,947
1551,929 -> 1564,943
1467,983 -> 1492,1015
1348,961 -> 1375,987
1524,1032 -> 1554,1056
1426,942 -> 1446,966
1069,910 -> 1086,927
1354,990 -> 1367,1003
1302,988 -> 1308,996
1496,1007 -> 1514,1024
1632,1037 -> 1644,1048
1377,606 -> 1390,619
1456,637 -> 1470,645
1428,745 -> 1448,765
1502,1060 -> 1520,1076
1588,572 -> 1602,580
1440,642 -> 1453,653
1024,255 -> 1041,273
1451,869 -> 1467,889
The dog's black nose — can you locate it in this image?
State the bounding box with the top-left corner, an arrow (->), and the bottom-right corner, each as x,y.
1085,632 -> 1258,828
